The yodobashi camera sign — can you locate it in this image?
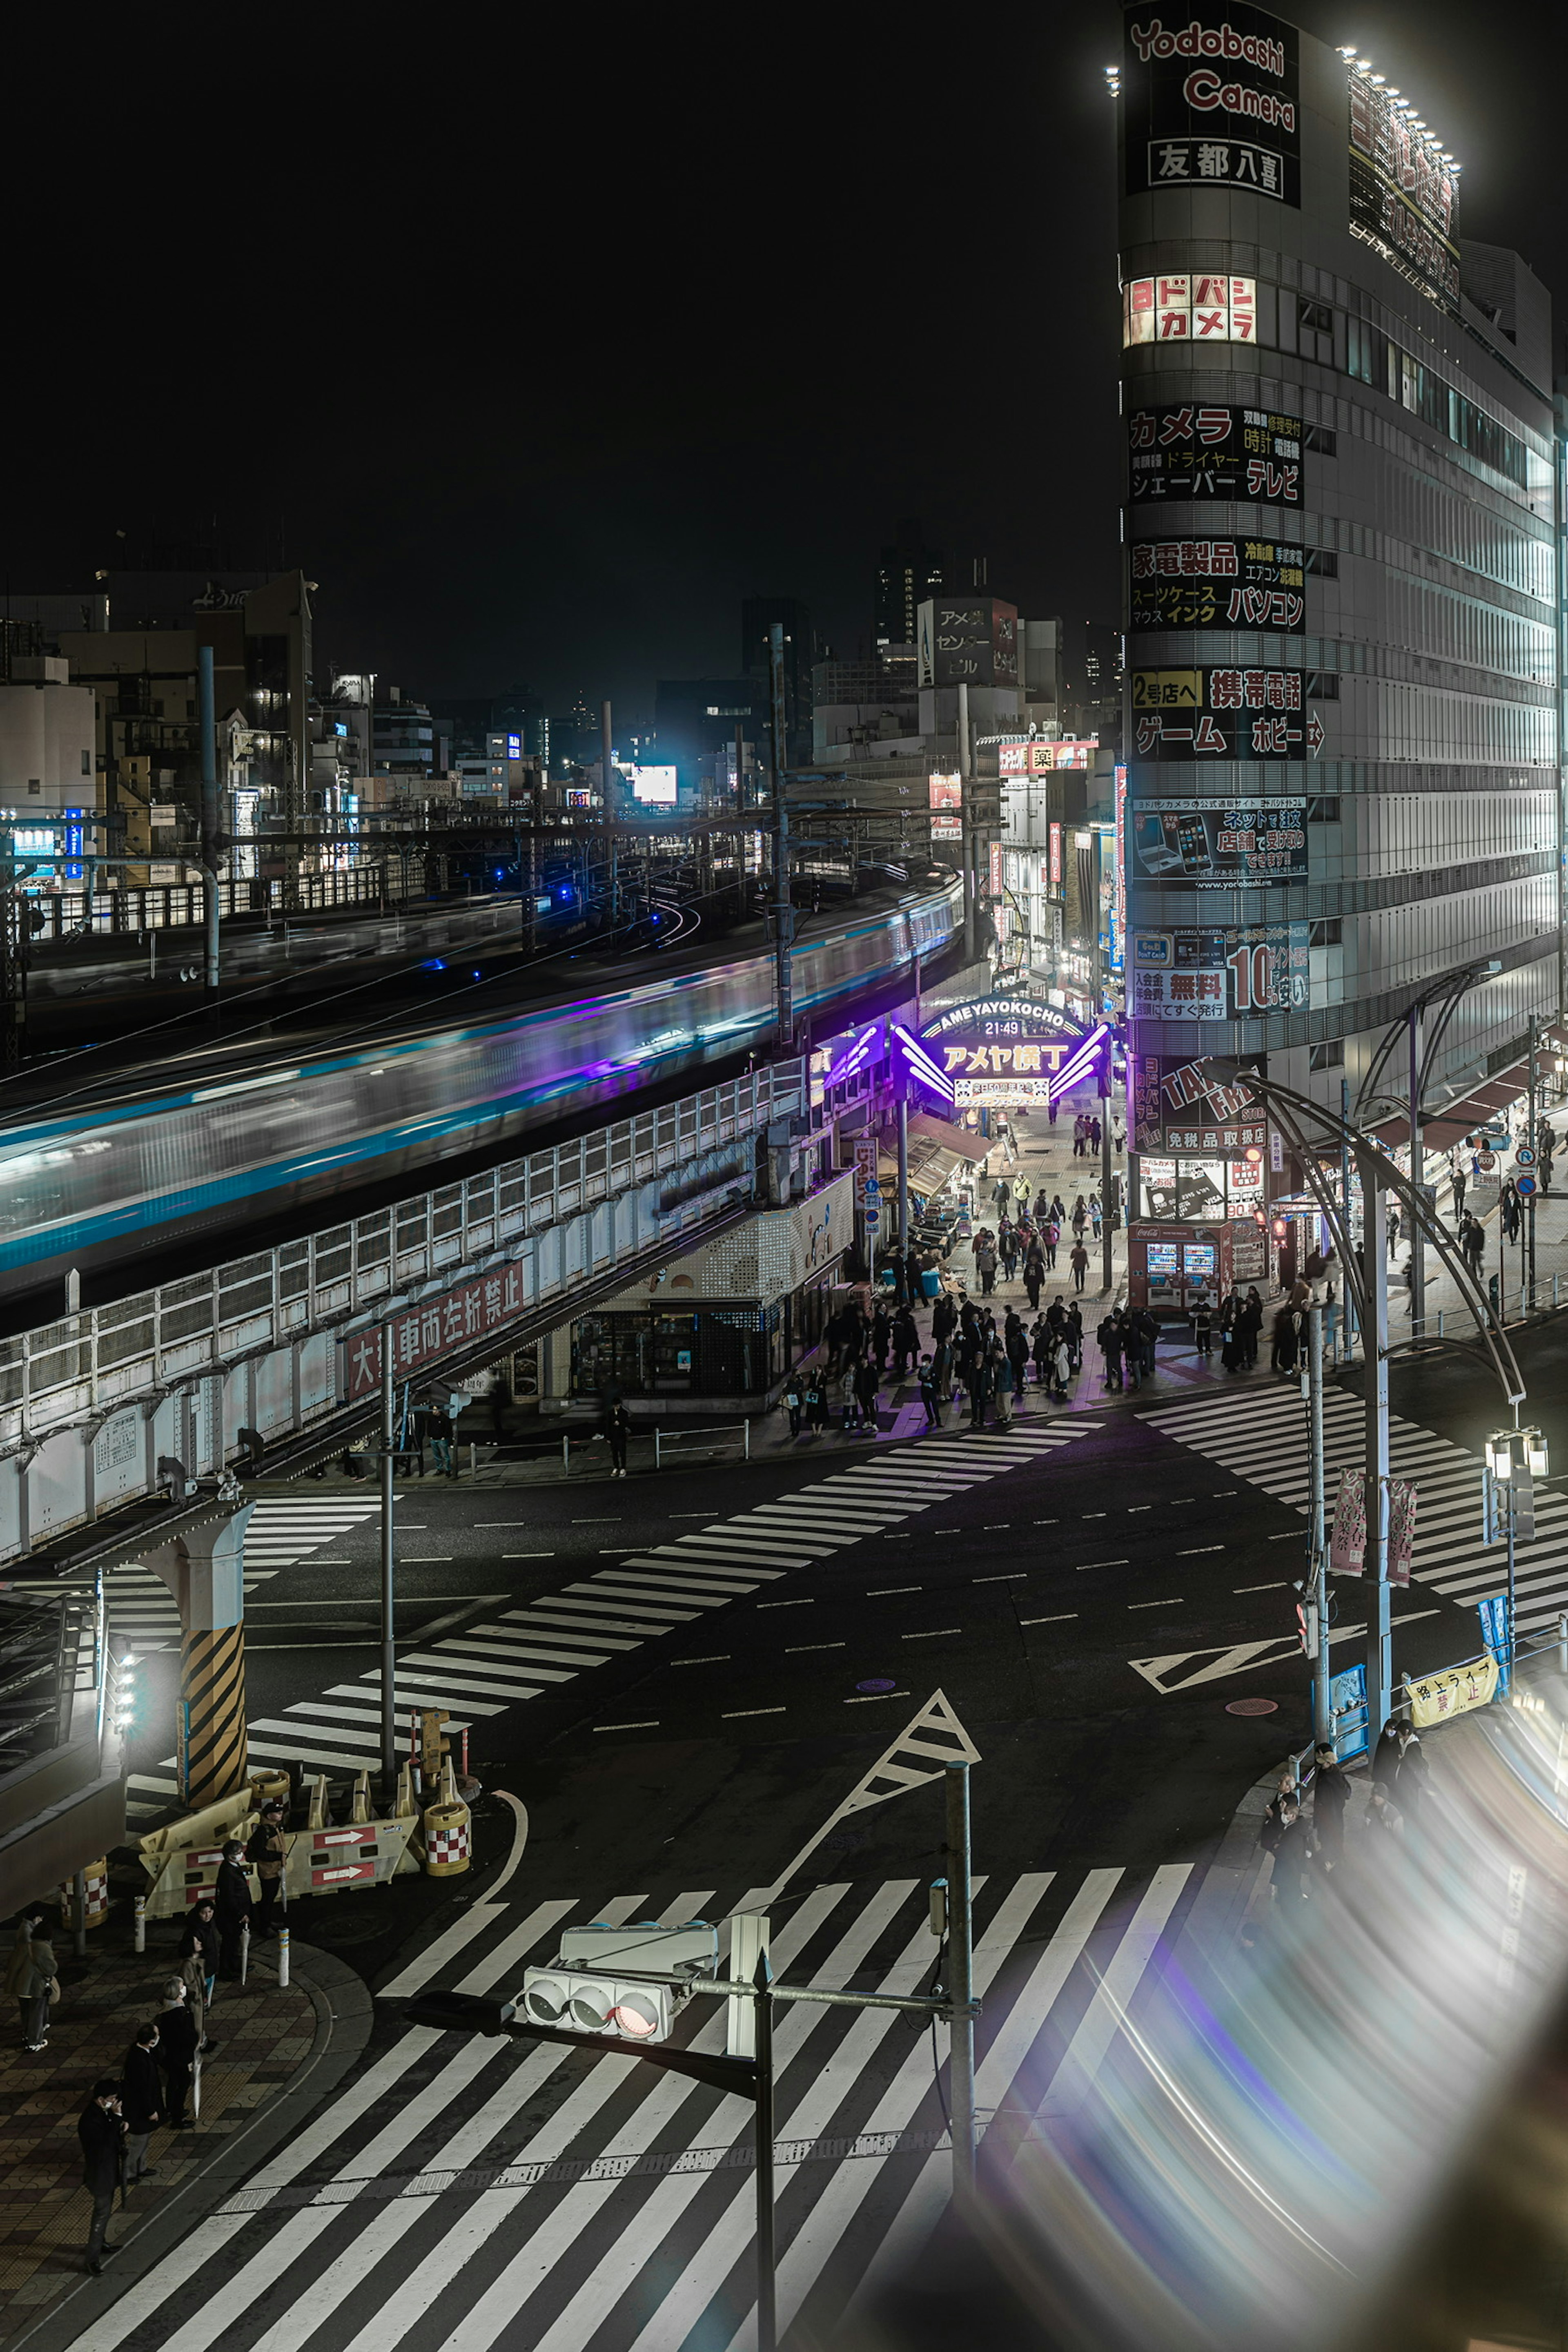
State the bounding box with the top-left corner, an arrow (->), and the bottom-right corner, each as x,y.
1121,4 -> 1301,207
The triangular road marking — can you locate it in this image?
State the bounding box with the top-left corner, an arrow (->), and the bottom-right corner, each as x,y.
1128,1637 -> 1303,1695
761,1688 -> 981,1899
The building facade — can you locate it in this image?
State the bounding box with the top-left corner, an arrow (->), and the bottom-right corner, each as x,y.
1117,6 -> 1561,1258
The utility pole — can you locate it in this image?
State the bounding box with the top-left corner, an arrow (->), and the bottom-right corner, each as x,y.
1340,1077 -> 1354,1364
1407,1002 -> 1423,1338
768,624 -> 793,1046
1363,1170 -> 1392,1741
1100,1066 -> 1115,1294
754,1952 -> 777,2352
1528,1013 -> 1539,1308
1305,1301 -> 1331,1746
380,1331 -> 398,1796
897,1092 -> 910,1273
198,644 -> 222,1014
601,699 -> 618,931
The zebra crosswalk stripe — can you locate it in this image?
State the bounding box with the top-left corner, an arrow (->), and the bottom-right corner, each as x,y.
100,1863 -> 1184,2352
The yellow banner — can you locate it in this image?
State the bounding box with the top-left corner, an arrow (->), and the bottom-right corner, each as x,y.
1404,1653 -> 1497,1730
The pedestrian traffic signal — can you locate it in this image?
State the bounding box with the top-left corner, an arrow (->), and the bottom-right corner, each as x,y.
1292,1581 -> 1320,1660
519,1920 -> 718,2045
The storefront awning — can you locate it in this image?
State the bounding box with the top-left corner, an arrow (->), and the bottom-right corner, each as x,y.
1368,1025 -> 1568,1154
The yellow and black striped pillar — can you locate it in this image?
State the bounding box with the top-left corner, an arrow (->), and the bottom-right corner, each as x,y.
177,1625 -> 248,1808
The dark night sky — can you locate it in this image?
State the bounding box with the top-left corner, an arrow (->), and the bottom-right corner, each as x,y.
4,1 -> 1564,726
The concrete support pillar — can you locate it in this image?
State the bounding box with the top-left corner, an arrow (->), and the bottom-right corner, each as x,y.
538,1325 -> 572,1414
144,1505 -> 254,1808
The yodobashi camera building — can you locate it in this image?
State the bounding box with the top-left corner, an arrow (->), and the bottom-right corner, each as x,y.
1114,4 -> 1560,1300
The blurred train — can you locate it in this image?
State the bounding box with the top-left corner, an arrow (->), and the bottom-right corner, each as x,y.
0,873 -> 960,1293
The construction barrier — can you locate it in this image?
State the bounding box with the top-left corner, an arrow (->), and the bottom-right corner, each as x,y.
59,1861 -> 110,1931
283,1815 -> 418,1894
138,1789 -> 258,1920
422,1759 -> 472,1878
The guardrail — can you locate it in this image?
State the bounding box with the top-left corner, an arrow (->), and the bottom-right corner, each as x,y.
25,864 -> 429,940
0,1061 -> 807,1465
654,1420 -> 753,1470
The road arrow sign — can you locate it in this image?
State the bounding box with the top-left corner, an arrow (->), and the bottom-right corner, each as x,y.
759,1689 -> 981,1900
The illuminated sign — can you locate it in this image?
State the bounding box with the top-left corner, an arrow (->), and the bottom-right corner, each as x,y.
631,765 -> 678,805
1112,766 -> 1127,973
1348,65 -> 1459,312
1131,922 -> 1308,1018
1131,1053 -> 1262,1152
913,994 -> 1106,1108
1131,797 -> 1307,882
928,773 -> 961,809
917,599 -> 1019,689
565,788 -> 594,807
1129,537 -> 1305,631
1123,274 -> 1255,346
1130,670 -> 1322,759
1049,821 -> 1063,896
998,739 -> 1098,774
64,807 -> 84,881
1122,4 -> 1300,205
1129,406 -> 1302,505
506,733 -> 523,758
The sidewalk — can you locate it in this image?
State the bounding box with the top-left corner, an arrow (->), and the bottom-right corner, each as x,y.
0,1928 -> 320,2343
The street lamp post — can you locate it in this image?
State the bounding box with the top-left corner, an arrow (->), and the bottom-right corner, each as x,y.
1484,1425 -> 1549,1682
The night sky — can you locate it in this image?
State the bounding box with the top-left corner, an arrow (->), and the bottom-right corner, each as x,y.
4,1 -> 1561,725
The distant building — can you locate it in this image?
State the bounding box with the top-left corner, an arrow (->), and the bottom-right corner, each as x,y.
876,519 -> 944,655
653,676 -> 762,781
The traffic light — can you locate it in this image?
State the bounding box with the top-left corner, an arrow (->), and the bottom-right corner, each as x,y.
519,1920 -> 718,2045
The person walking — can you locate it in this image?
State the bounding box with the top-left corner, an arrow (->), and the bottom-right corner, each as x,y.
1065,1299 -> 1084,1370
246,1800 -> 287,1941
1069,1240 -> 1089,1295
1097,1311 -> 1124,1391
1041,1217 -> 1060,1272
852,1357 -> 880,1433
178,1899 -> 220,2019
891,1306 -> 919,1378
214,1841 -> 253,1980
1071,1196 -> 1088,1240
5,1911 -> 45,2049
1240,1287 -> 1264,1367
999,1226 -> 1019,1284
121,2022 -> 162,2183
1312,1746 -> 1350,1876
427,1403 -> 455,1478
993,1348 -> 1015,1426
917,1355 -> 942,1427
606,1399 -> 633,1476
805,1373 -> 828,1432
157,1978 -> 199,2132
1089,1193 -> 1102,1242
782,1371 -> 804,1437
15,1915 -> 56,2053
1450,1155 -> 1466,1221
80,2081 -> 125,2275
1050,1329 -> 1072,1400
1072,1115 -> 1086,1159
1191,1293 -> 1213,1355
973,1235 -> 997,1296
968,1350 -> 994,1428
1089,1116 -> 1102,1154
1023,1244 -> 1044,1312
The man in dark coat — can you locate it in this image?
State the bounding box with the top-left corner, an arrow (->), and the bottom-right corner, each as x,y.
214,1841 -> 253,1978
178,1898 -> 220,2014
157,1979 -> 200,2131
79,2080 -> 124,2272
121,2022 -> 162,2181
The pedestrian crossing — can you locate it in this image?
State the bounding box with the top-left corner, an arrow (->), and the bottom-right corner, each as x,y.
1141,1385 -> 1568,1641
83,1862 -> 1193,2352
220,1421 -> 1103,1789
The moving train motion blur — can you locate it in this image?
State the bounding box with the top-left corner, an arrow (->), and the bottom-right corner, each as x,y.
0,873 -> 960,1295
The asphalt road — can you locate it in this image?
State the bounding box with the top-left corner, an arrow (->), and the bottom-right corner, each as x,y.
120,1347 -> 1510,1951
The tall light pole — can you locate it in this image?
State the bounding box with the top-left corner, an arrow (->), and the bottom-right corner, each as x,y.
767,624 -> 793,1046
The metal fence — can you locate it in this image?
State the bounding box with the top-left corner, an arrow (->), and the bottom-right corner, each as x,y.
25,864 -> 428,941
0,1059 -> 807,1449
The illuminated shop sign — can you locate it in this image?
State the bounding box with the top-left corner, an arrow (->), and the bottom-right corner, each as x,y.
1130,669 -> 1322,759
1129,537 -> 1304,631
1131,796 -> 1307,883
1348,65 -> 1459,312
631,765 -> 679,804
914,994 -> 1105,1108
998,739 -> 1098,774
1122,4 -> 1301,205
1130,1053 -> 1262,1153
1123,274 -> 1255,346
1131,921 -> 1309,1019
1129,406 -> 1302,505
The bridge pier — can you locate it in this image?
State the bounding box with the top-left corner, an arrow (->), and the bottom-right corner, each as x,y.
143,1506 -> 254,1808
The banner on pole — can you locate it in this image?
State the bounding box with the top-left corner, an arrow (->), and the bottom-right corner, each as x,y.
1386,1477 -> 1417,1588
1329,1469 -> 1365,1576
1405,1654 -> 1497,1730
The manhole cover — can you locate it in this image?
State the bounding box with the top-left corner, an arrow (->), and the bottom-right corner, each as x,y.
856,1678 -> 896,1694
303,1915 -> 389,1946
1226,1697 -> 1279,1716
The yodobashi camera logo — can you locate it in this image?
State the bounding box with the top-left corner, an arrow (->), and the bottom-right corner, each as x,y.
1126,17 -> 1287,75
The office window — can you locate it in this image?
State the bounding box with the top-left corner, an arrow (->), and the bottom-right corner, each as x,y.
1310,919 -> 1343,947
1307,797 -> 1340,822
1310,1039 -> 1345,1070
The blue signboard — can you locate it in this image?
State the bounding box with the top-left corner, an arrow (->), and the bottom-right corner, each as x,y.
64,807 -> 83,883
1328,1662 -> 1368,1762
1477,1592 -> 1510,1690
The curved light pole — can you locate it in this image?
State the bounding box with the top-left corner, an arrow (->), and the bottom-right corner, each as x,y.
1208,1062 -> 1525,1739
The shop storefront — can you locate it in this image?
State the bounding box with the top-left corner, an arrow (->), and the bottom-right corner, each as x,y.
569,1173 -> 854,1411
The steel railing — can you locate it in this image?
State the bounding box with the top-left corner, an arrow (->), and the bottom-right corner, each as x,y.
0,1059 -> 807,1452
